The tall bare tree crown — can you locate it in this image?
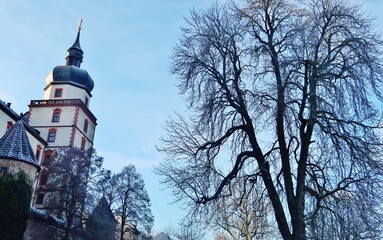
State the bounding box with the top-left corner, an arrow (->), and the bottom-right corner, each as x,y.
157,0 -> 383,239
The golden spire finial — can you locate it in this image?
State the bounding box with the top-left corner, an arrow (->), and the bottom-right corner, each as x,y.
78,18 -> 83,32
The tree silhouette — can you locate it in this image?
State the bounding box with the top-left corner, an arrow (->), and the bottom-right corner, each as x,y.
156,0 -> 383,239
45,147 -> 103,240
96,165 -> 154,240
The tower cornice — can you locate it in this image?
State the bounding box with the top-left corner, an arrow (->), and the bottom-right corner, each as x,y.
29,99 -> 97,125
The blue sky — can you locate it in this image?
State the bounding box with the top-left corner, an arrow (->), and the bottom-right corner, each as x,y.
0,0 -> 381,235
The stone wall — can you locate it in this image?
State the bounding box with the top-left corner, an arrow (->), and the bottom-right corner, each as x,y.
24,208 -> 87,240
0,158 -> 37,182
24,219 -> 86,240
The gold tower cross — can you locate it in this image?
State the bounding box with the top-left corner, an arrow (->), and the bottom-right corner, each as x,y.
78,18 -> 83,31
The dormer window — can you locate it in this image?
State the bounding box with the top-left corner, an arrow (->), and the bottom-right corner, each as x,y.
54,88 -> 63,98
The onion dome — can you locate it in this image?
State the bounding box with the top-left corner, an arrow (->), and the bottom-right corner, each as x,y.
51,65 -> 94,93
48,19 -> 94,94
0,121 -> 40,171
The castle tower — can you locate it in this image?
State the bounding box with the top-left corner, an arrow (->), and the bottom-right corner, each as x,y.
28,21 -> 97,213
0,120 -> 40,182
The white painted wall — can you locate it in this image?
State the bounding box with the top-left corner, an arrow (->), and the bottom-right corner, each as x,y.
29,106 -> 75,147
77,110 -> 96,142
28,104 -> 95,150
44,72 -> 91,106
0,112 -> 11,137
28,106 -> 77,126
27,66 -> 96,152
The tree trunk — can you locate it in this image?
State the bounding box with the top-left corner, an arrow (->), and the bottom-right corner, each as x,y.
119,219 -> 124,240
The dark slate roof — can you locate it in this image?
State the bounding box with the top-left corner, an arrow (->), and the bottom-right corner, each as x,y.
90,196 -> 118,224
69,31 -> 83,53
52,65 -> 94,93
66,30 -> 84,67
0,120 -> 40,171
51,29 -> 94,94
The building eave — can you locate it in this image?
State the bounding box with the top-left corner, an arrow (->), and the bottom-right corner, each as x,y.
0,100 -> 47,146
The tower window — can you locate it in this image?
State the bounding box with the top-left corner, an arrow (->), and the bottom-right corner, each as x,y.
35,194 -> 45,205
36,145 -> 42,161
51,108 -> 61,122
54,88 -> 63,98
42,152 -> 52,166
83,119 -> 89,133
40,174 -> 49,186
47,129 -> 57,142
81,137 -> 86,151
85,97 -> 89,107
0,167 -> 7,176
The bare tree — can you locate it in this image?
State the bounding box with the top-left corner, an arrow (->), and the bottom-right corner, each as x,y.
156,0 -> 383,239
307,190 -> 383,239
92,169 -> 116,210
165,221 -> 206,240
97,165 -> 154,240
210,179 -> 275,240
46,147 -> 103,240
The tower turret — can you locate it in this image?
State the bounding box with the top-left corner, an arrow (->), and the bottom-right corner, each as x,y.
0,121 -> 40,181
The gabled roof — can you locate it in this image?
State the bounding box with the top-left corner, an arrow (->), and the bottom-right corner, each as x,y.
0,120 -> 40,171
